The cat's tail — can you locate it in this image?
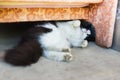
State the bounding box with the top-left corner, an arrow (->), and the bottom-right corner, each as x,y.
2,26 -> 52,66
3,39 -> 43,66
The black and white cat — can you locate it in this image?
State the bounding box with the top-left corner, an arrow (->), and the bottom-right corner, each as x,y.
4,20 -> 95,66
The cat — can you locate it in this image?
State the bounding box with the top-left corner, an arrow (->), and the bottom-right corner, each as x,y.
4,20 -> 95,66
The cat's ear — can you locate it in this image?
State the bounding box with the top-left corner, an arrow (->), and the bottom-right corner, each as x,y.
68,20 -> 81,28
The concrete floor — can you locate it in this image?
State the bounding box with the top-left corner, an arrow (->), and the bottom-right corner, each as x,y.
0,40 -> 120,80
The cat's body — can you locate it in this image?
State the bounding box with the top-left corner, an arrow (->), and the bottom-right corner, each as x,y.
4,20 -> 95,66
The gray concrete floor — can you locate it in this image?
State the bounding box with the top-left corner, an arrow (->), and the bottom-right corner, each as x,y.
0,37 -> 120,80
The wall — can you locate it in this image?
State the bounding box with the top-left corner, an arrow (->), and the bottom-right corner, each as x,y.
112,0 -> 120,51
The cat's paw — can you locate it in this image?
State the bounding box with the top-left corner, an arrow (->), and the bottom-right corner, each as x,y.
63,53 -> 73,62
80,40 -> 88,48
73,20 -> 81,28
62,48 -> 71,53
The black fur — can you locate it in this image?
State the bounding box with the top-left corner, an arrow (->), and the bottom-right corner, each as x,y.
4,27 -> 52,66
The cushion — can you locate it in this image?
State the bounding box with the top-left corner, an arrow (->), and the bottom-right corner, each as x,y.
0,0 -> 103,8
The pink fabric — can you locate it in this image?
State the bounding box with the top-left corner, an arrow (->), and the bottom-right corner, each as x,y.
89,0 -> 118,47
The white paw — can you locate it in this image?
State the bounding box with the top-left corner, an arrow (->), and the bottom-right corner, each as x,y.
73,20 -> 81,28
80,40 -> 88,48
63,53 -> 73,62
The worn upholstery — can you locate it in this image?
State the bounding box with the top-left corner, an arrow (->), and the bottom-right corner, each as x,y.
0,8 -> 89,22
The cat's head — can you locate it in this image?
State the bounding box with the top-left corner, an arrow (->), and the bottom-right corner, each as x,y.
80,19 -> 96,41
56,19 -> 96,41
66,20 -> 95,41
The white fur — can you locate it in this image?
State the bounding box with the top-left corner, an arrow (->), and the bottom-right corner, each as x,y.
80,40 -> 88,48
81,28 -> 91,35
39,23 -> 70,52
56,20 -> 86,47
37,20 -> 88,62
43,50 -> 72,62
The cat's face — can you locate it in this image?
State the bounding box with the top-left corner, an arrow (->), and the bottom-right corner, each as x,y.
67,19 -> 95,42
80,20 -> 96,41
67,20 -> 91,40
57,20 -> 89,47
81,28 -> 91,39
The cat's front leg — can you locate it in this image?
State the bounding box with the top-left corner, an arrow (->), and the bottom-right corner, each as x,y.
43,49 -> 73,62
62,48 -> 71,53
80,40 -> 88,48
